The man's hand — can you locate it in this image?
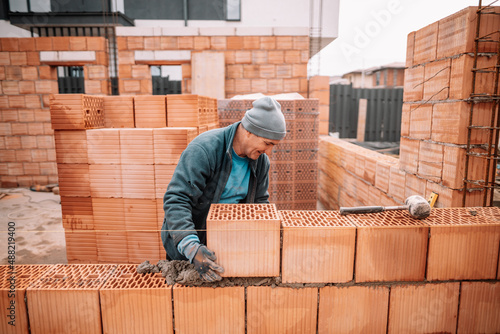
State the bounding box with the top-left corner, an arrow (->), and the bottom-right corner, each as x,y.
192,245 -> 224,282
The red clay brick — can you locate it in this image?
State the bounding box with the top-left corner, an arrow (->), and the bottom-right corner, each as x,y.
8,95 -> 26,108
160,36 -> 178,49
102,96 -> 134,128
86,37 -> 106,51
69,37 -> 87,51
292,63 -> 307,77
318,285 -> 389,334
178,36 -> 194,49
121,164 -> 155,199
406,31 -> 415,68
99,264 -> 173,334
413,21 -> 438,65
11,123 -> 28,135
193,36 -> 210,50
64,230 -> 98,263
53,148 -> 82,175
403,66 -> 424,102
458,282 -> 500,333
26,51 -> 40,65
260,36 -> 276,49
35,37 -> 53,51
174,286 -> 244,334
251,50 -> 267,64
0,265 -> 54,334
247,286 -> 317,334
9,51 -> 29,65
153,127 -> 196,164
423,58 -> 451,101
25,95 -> 41,108
389,282 -> 460,333
126,230 -> 161,263
57,163 -> 91,197
234,50 -> 252,64
119,128 -> 154,164
206,204 -> 281,277
431,101 -> 470,144
209,36 -> 226,49
60,196 -> 94,230
409,103 -> 432,139
133,96 -> 166,128
88,164 -> 122,198
450,54 -> 497,100
348,210 -> 428,282
276,36 -> 293,49
5,66 -> 22,80
280,210 -> 355,283
27,264 -> 115,334
51,37 -> 70,51
20,135 -> 37,149
417,141 -> 443,183
18,38 -> 35,51
227,36 -> 244,50
86,128 -> 120,164
399,137 -> 419,174
17,151 -> 34,163
425,208 -> 500,281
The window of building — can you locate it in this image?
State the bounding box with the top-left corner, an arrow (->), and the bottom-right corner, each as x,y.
375,72 -> 380,86
394,69 -> 398,86
57,66 -> 85,94
226,0 -> 240,20
151,65 -> 182,95
383,70 -> 388,86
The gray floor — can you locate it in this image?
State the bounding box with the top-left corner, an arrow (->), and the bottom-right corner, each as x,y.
0,188 -> 67,265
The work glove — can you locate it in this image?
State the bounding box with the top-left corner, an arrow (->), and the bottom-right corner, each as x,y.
192,245 -> 224,282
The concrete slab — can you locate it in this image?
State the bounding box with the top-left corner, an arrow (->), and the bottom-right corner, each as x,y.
0,188 -> 67,265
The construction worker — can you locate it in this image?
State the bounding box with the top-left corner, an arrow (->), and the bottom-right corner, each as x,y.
161,96 -> 287,282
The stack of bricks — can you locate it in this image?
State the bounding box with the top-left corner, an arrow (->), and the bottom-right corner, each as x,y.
218,98 -> 319,210
0,36 -> 109,187
51,94 -> 214,264
3,205 -> 499,333
401,6 -> 500,207
318,136 -> 403,209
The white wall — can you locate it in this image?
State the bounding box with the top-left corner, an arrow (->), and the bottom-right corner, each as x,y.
134,0 -> 340,40
0,20 -> 33,37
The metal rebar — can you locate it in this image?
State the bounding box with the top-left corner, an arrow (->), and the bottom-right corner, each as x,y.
463,2 -> 483,206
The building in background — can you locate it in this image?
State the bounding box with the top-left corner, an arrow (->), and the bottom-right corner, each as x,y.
340,62 -> 405,89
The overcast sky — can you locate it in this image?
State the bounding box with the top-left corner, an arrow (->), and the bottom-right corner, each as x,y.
313,0 -> 487,77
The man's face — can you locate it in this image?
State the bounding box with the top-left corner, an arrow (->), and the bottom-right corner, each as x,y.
241,132 -> 280,160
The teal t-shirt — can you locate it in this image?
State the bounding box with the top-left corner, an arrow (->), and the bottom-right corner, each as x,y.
219,148 -> 251,203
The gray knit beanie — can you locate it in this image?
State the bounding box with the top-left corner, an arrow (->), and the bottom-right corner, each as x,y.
241,96 -> 286,140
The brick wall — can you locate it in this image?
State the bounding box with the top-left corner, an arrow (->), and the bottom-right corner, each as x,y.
0,37 -> 109,187
319,6 -> 499,209
1,33 -> 318,188
401,6 -> 500,206
2,206 -> 499,333
116,34 -> 309,97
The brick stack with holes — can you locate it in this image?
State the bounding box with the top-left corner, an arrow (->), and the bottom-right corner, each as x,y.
1,205 -> 499,333
218,97 -> 319,210
50,93 -> 217,264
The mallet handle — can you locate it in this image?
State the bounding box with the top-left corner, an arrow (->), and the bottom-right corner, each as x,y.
339,205 -> 408,215
340,206 -> 385,215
